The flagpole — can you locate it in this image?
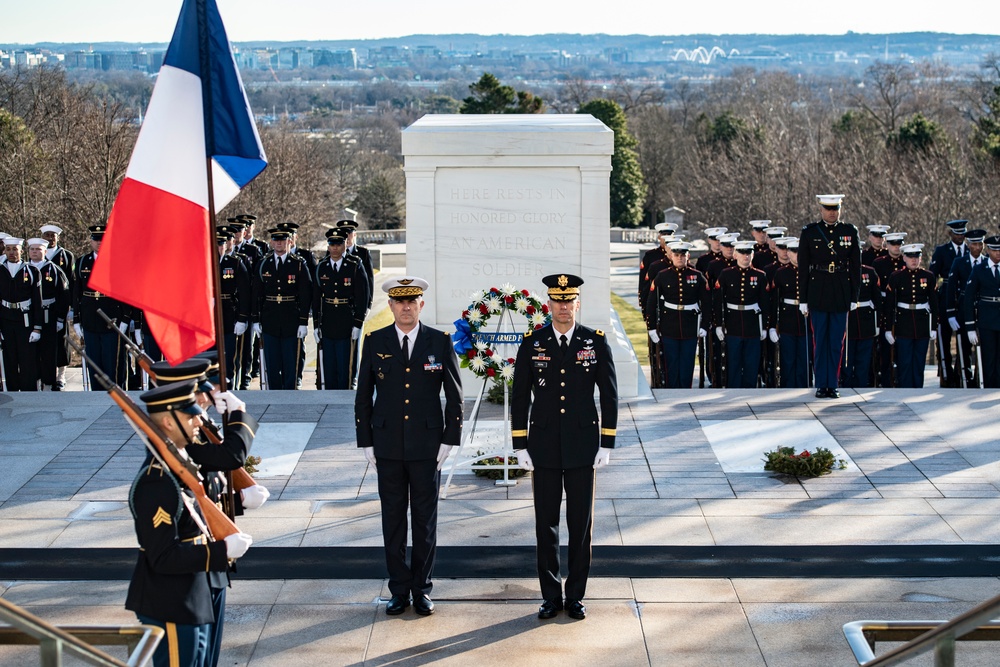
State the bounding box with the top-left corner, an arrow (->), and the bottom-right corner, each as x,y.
196,0 -> 237,521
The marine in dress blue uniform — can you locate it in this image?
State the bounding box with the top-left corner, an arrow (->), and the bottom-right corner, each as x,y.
695,228 -> 727,386
842,261 -> 882,388
962,235 -> 1000,388
512,274 -> 618,621
927,219 -> 969,386
872,233 -> 907,387
861,225 -> 890,267
767,240 -> 810,388
355,277 -> 462,617
883,244 -> 937,388
714,242 -> 769,388
706,233 -> 740,387
313,228 -> 369,389
797,194 -> 861,398
945,228 -> 987,387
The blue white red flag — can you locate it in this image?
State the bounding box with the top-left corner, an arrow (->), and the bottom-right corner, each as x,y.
90,0 -> 267,364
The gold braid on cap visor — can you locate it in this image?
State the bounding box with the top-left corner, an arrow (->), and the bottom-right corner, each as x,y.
388,286 -> 424,298
547,287 -> 580,301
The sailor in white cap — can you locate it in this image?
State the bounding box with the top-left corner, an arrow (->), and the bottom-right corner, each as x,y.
355,275 -> 462,617
883,243 -> 936,388
1,237 -> 43,390
798,194 -> 861,398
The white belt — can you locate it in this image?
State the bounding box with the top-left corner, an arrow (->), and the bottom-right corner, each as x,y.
781,298 -> 799,306
1,299 -> 30,310
727,302 -> 760,312
856,300 -> 874,309
661,300 -> 699,312
897,302 -> 930,311
41,297 -> 56,308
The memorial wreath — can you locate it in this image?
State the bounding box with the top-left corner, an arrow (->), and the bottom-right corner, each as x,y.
452,283 -> 551,382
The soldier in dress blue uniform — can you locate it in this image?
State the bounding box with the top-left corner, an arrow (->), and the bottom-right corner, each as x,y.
251,227 -> 312,390
0,237 -> 43,391
646,241 -> 709,388
126,381 -> 253,667
40,224 -> 74,389
928,219 -> 969,386
26,238 -> 70,391
234,215 -> 267,388
842,252 -> 882,388
313,228 -> 370,389
962,235 -> 1000,388
797,194 -> 861,399
714,241 -> 769,388
883,244 -> 937,388
271,222 -> 315,389
355,276 -> 462,617
336,209 -> 375,388
861,225 -> 890,267
768,239 -> 810,387
512,274 -> 617,621
945,228 -> 986,387
215,229 -> 251,386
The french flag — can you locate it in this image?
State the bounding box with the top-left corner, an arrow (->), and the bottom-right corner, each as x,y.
90,0 -> 267,365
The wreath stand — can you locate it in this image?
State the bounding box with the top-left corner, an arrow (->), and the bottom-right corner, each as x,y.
441,306 -> 522,499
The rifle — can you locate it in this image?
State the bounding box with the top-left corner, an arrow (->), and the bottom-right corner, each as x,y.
259,341 -> 268,390
975,342 -> 984,389
317,337 -> 326,390
804,314 -> 812,388
67,337 -> 239,541
698,338 -> 706,389
936,322 -> 950,387
198,416 -> 258,492
97,308 -> 155,381
0,336 -> 6,391
653,337 -> 664,389
957,331 -> 967,389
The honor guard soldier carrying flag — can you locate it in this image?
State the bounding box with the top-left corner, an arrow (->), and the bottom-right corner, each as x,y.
646,241 -> 709,388
928,219 -> 969,386
216,228 -> 251,387
768,239 -> 810,387
797,194 -> 861,398
26,238 -> 70,391
862,225 -> 891,266
946,228 -> 987,387
962,235 -> 1000,388
0,237 -> 43,391
714,241 -> 769,388
251,226 -> 312,390
313,227 -> 370,389
883,244 -> 937,388
512,274 -> 618,621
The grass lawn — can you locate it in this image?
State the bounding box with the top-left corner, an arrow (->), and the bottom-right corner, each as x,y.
610,291 -> 648,361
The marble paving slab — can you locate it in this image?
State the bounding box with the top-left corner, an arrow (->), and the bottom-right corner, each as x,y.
700,419 -> 859,473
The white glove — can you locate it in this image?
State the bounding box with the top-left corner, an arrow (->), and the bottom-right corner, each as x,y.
213,390 -> 246,415
515,449 -> 534,471
876,326 -> 881,336
968,330 -> 979,346
74,323 -> 83,339
363,446 -> 376,466
715,327 -> 725,341
252,323 -> 262,336
314,328 -> 322,343
436,444 -> 453,471
67,308 -> 74,322
224,532 -> 252,559
296,325 -> 308,339
648,330 -> 660,344
929,329 -> 937,341
119,322 -> 128,335
352,326 -> 362,340
56,320 -> 65,332
134,329 -> 143,345
850,302 -> 858,311
759,329 -> 767,341
240,484 -> 270,509
29,331 -> 41,343
593,449 -> 611,469
769,328 -> 779,343
799,303 -> 809,316
234,321 -> 247,337
885,331 -> 895,345
948,317 -> 960,332
698,328 -> 707,338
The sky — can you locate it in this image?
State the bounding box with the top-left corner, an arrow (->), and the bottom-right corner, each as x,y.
2,0 -> 997,44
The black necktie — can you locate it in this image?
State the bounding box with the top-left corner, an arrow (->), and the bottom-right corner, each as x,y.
402,334 -> 409,360
560,334 -> 568,350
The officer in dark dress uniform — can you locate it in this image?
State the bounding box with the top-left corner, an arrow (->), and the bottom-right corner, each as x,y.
646,242 -> 709,388
714,242 -> 769,388
337,209 -> 375,388
74,224 -> 133,386
313,228 -> 369,389
234,215 -> 267,388
355,276 -> 462,617
251,228 -> 312,390
797,194 -> 861,398
945,228 -> 986,387
883,244 -> 937,388
512,273 -> 618,622
27,238 -> 70,391
40,224 -> 74,389
861,225 -> 890,267
843,258 -> 882,388
0,237 -> 43,391
962,235 -> 1000,388
126,381 -> 253,667
214,229 -> 251,386
928,219 -> 969,386
872,233 -> 907,386
768,240 -> 810,388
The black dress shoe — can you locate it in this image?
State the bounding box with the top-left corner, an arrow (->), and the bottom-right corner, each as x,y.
828,388 -> 840,398
815,388 -> 829,398
538,599 -> 563,619
565,599 -> 586,620
385,595 -> 410,615
413,594 -> 435,616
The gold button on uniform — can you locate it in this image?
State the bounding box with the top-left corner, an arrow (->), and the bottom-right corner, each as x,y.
404,415 -> 409,420
405,399 -> 409,404
560,408 -> 565,414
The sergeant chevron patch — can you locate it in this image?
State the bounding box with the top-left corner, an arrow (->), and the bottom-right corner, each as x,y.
152,507 -> 173,528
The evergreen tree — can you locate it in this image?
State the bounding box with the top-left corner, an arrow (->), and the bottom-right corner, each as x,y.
577,99 -> 647,228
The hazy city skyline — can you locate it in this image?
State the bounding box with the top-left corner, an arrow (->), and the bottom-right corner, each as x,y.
3,0 -> 997,45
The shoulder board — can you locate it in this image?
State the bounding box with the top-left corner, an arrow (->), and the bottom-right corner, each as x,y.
524,329 -> 532,338
344,254 -> 360,263
288,253 -> 305,262
595,330 -> 605,337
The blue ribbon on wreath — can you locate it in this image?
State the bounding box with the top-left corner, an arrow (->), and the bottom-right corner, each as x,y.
452,318 -> 474,355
